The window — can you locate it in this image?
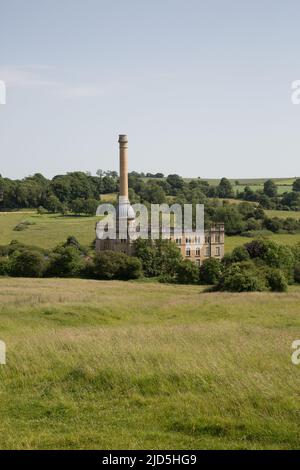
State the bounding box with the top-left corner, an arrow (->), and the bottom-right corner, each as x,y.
186,248 -> 191,257
215,234 -> 221,243
215,246 -> 220,256
205,247 -> 210,257
175,238 -> 182,245
195,247 -> 200,257
196,259 -> 200,266
186,237 -> 192,244
205,236 -> 210,244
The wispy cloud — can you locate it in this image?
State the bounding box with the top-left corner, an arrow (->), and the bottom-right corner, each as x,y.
0,65 -> 57,88
0,65 -> 109,99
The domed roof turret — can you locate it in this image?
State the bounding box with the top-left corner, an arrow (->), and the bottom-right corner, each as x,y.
116,198 -> 135,221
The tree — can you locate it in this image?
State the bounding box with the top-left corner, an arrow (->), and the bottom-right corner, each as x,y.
263,179 -> 277,197
292,178 -> 300,192
199,258 -> 223,284
217,178 -> 234,198
230,246 -> 250,262
264,217 -> 281,233
46,246 -> 85,277
93,251 -> 142,280
266,269 -> 288,292
218,262 -> 267,292
212,206 -> 246,234
10,249 -> 46,277
176,260 -> 199,284
166,174 -> 185,191
245,239 -> 294,280
133,239 -> 182,277
44,194 -> 63,213
294,264 -> 300,283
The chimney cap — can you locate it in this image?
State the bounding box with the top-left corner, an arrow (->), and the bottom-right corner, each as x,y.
118,134 -> 128,143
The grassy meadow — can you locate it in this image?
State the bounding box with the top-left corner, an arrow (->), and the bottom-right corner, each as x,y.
0,278 -> 300,449
1,208 -> 300,254
0,212 -> 98,249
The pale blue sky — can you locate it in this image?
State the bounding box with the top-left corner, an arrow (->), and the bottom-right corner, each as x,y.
0,0 -> 299,179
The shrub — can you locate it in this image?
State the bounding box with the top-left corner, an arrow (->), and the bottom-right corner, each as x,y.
13,220 -> 35,232
118,256 -> 143,280
245,239 -> 294,280
93,251 -> 142,280
266,269 -> 288,292
37,206 -> 47,215
230,246 -> 250,262
0,257 -> 11,275
218,262 -> 267,292
10,249 -> 46,277
294,264 -> 300,284
46,246 -> 85,278
176,260 -> 199,284
199,258 -> 223,284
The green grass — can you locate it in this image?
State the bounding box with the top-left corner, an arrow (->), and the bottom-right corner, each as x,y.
265,210 -> 300,220
0,212 -> 98,249
226,233 -> 300,253
1,211 -> 300,254
0,277 -> 300,449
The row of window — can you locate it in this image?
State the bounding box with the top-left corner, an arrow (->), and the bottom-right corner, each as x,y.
185,246 -> 221,257
175,235 -> 222,244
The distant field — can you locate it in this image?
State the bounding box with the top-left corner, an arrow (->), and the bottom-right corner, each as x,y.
226,233 -> 300,253
265,210 -> 300,220
1,210 -> 300,253
0,277 -> 300,449
0,212 -> 98,249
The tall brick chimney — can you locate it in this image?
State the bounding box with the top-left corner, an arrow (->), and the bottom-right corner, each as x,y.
118,134 -> 128,200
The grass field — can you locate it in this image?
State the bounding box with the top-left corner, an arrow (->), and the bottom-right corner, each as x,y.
1,211 -> 300,253
0,278 -> 300,449
265,210 -> 300,220
0,212 -> 98,249
226,233 -> 300,253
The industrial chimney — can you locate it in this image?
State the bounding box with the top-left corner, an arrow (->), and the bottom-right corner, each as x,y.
118,134 -> 128,200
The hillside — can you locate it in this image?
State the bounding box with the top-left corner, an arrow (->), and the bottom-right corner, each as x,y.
1,209 -> 300,253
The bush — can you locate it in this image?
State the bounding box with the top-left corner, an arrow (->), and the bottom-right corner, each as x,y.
245,239 -> 294,280
118,256 -> 143,280
294,264 -> 300,284
218,262 -> 267,292
37,206 -> 47,215
46,246 -> 86,278
266,269 -> 288,292
13,220 -> 35,232
93,251 -> 142,280
10,249 -> 46,277
0,257 -> 11,275
199,258 -> 223,284
176,260 -> 199,284
230,246 -> 250,262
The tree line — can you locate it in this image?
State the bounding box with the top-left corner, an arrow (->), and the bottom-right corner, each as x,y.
0,235 -> 299,292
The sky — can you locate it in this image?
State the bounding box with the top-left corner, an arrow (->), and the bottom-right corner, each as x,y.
0,0 -> 300,179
